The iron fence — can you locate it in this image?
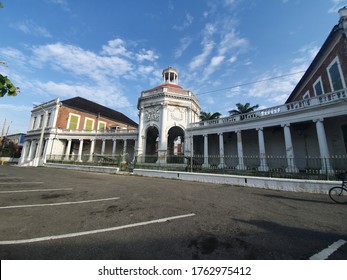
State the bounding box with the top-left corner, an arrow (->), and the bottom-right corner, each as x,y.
134,154 -> 347,180
46,153 -> 131,170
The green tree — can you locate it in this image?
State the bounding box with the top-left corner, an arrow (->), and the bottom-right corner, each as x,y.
0,2 -> 18,97
199,111 -> 221,121
0,74 -> 18,97
228,102 -> 259,115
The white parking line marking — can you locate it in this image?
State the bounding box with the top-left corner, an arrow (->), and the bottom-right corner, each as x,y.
0,182 -> 44,185
0,213 -> 196,245
0,188 -> 73,194
309,239 -> 347,260
0,197 -> 120,209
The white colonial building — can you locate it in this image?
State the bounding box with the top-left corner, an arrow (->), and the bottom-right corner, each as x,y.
20,8 -> 347,175
136,66 -> 201,164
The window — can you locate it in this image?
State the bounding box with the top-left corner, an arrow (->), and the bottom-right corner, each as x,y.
46,112 -> 51,127
327,57 -> 346,92
32,117 -> 37,130
38,115 -> 44,128
302,91 -> 310,99
98,121 -> 106,131
67,113 -> 80,130
84,118 -> 94,131
313,77 -> 324,96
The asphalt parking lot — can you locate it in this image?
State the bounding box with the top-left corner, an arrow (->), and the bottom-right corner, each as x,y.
0,164 -> 346,260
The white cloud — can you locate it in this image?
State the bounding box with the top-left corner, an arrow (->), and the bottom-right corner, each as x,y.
30,42 -> 133,82
174,36 -> 193,58
101,38 -> 132,57
200,55 -> 226,81
173,12 -> 194,31
229,56 -> 237,63
328,0 -> 346,13
136,49 -> 159,62
0,47 -> 27,68
240,42 -> 319,106
48,0 -> 70,12
138,65 -> 155,75
10,20 -> 52,38
33,80 -> 129,109
189,41 -> 215,70
210,56 -> 225,67
218,29 -> 248,55
0,104 -> 32,112
187,15 -> 249,84
224,0 -> 236,6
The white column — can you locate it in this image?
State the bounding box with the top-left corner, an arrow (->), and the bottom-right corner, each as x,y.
218,133 -> 225,168
202,134 -> 210,168
122,139 -> 128,163
41,138 -> 49,164
236,130 -> 246,170
77,139 -> 84,162
136,107 -> 145,159
112,140 -> 117,156
64,139 -> 72,161
257,128 -> 269,171
314,119 -> 332,174
19,141 -> 29,164
101,139 -> 106,155
43,137 -> 54,163
27,140 -> 35,161
282,124 -> 298,173
88,139 -> 95,162
157,103 -> 168,164
133,139 -> 138,162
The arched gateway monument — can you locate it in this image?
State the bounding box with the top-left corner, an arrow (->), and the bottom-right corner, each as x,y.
136,66 -> 201,164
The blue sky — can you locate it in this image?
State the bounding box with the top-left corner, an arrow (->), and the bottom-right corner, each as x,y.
0,0 -> 346,134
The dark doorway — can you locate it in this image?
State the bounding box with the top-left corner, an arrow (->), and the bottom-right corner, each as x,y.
145,126 -> 159,163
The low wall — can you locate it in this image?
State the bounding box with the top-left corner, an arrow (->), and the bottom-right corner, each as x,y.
0,157 -> 19,163
133,169 -> 339,194
45,163 -> 119,174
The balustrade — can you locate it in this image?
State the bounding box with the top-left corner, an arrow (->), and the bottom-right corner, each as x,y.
188,89 -> 347,129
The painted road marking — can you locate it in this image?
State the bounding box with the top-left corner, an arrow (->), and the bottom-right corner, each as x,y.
0,182 -> 44,185
0,188 -> 73,194
0,197 -> 120,209
0,213 -> 196,245
309,239 -> 347,260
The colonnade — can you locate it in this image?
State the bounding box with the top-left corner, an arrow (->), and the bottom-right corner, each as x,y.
191,119 -> 331,173
20,136 -> 137,166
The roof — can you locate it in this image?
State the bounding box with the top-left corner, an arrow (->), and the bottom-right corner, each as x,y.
285,22 -> 343,103
156,83 -> 183,89
61,96 -> 138,127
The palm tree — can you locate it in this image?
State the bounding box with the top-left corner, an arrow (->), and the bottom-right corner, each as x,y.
228,102 -> 259,115
199,111 -> 221,121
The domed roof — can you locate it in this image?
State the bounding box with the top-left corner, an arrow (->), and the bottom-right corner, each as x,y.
155,83 -> 182,89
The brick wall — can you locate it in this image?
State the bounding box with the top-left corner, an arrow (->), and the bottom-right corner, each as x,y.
55,106 -> 136,130
292,36 -> 347,101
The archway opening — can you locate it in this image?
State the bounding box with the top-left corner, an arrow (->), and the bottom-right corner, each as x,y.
145,126 -> 159,163
167,126 -> 185,163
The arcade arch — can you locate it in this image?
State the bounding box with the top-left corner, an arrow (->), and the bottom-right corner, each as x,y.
145,126 -> 159,162
167,126 -> 185,163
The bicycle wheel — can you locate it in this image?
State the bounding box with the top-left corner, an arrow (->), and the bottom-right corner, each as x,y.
329,187 -> 347,204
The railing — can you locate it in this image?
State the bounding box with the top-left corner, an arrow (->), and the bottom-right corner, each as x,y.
46,153 -> 132,170
134,154 -> 347,180
190,89 -> 347,128
58,128 -> 138,134
28,127 -> 138,135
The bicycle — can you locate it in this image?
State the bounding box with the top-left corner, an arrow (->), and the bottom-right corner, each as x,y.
329,172 -> 347,204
